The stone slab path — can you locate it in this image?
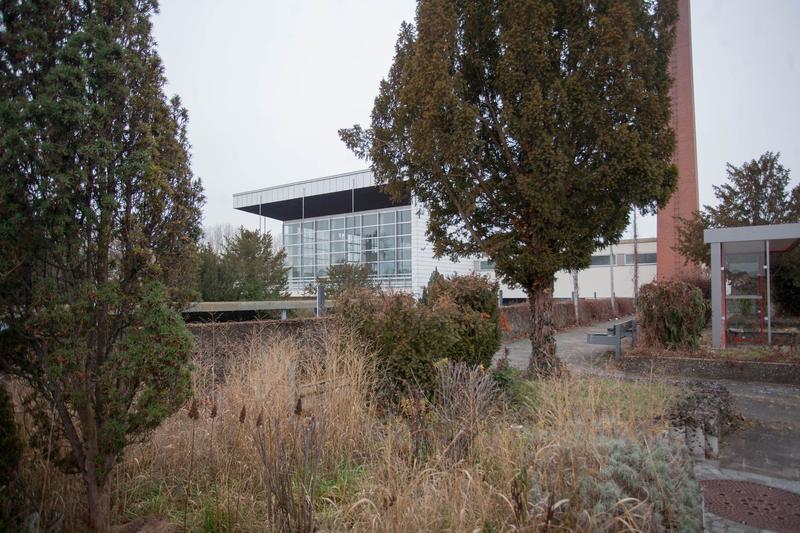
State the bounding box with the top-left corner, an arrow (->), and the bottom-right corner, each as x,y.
497,319 -> 800,532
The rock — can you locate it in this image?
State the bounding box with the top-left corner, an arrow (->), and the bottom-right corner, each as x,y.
685,425 -> 706,457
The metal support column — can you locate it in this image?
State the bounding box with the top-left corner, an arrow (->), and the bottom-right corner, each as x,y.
710,242 -> 722,349
766,239 -> 771,346
316,285 -> 325,318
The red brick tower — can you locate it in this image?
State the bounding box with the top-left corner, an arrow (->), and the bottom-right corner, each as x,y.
657,0 -> 700,280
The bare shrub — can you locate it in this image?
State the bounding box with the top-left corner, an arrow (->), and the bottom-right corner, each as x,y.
637,281 -> 707,349
431,359 -> 498,464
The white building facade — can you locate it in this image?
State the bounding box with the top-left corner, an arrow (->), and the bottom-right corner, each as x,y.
233,170 -> 656,300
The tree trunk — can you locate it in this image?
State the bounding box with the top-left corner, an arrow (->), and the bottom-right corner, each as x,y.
84,465 -> 111,532
526,283 -> 563,377
571,270 -> 580,325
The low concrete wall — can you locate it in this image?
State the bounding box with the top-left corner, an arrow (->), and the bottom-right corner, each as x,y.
187,317 -> 329,346
186,318 -> 330,360
623,355 -> 800,385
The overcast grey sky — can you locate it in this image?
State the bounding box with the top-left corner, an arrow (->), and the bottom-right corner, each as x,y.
152,0 -> 800,239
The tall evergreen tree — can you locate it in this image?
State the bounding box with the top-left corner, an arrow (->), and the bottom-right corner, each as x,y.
221,228 -> 288,300
0,2 -> 203,530
341,0 -> 679,375
707,151 -> 796,227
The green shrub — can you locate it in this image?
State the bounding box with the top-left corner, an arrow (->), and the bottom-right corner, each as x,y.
337,289 -> 457,399
337,275 -> 501,400
490,349 -> 522,399
426,274 -> 501,367
636,281 -> 707,349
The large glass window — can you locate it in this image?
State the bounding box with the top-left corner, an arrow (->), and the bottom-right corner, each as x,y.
284,208 -> 413,291
723,240 -> 766,346
624,253 -> 657,265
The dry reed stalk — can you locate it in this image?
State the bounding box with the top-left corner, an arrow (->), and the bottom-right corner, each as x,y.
10,324 -> 694,531
183,398 -> 199,532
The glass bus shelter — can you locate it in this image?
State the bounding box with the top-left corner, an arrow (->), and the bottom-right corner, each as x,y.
705,223 -> 800,349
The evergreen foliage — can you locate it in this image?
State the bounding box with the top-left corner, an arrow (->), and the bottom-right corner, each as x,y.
338,290 -> 455,401
338,274 -> 501,401
426,274 -> 501,366
196,227 -> 288,301
0,2 -> 203,529
305,263 -> 376,299
340,0 -> 679,376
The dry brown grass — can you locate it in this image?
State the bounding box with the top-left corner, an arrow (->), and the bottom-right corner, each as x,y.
7,326 -> 701,532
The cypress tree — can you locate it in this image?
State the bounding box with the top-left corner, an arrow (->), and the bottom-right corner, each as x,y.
0,1 -> 203,529
341,0 -> 679,376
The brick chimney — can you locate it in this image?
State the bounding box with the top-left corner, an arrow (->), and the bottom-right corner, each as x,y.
656,0 -> 700,280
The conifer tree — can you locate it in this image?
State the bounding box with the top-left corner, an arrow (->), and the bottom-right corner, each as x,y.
220,228 -> 288,300
0,2 -> 203,529
341,0 -> 679,375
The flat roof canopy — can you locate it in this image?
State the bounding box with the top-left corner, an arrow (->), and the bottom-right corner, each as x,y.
704,222 -> 800,252
235,185 -> 410,221
233,169 -> 410,221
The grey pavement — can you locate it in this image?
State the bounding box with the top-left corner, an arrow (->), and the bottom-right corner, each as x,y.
498,319 -> 800,532
496,316 -> 632,374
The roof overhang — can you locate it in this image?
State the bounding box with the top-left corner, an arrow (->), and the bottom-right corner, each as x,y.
704,222 -> 800,253
233,169 -> 410,221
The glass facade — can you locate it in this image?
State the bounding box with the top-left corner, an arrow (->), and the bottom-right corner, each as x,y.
722,240 -> 768,346
283,207 -> 412,291
712,235 -> 800,349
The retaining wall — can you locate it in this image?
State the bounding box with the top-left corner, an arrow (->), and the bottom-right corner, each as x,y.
623,355 -> 800,385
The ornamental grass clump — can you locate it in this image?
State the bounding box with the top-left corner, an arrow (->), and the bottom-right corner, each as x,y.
255,414 -> 325,533
9,325 -> 702,532
637,280 -> 707,349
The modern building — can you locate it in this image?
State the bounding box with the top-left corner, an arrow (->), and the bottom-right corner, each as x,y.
233,169 -> 657,300
233,169 -> 472,295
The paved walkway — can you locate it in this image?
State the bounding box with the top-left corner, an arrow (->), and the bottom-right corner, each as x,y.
496,316 -> 633,374
498,319 -> 800,532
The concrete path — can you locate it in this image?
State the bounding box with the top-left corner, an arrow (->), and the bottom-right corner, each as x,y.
499,322 -> 800,482
500,319 -> 800,531
496,316 -> 633,374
